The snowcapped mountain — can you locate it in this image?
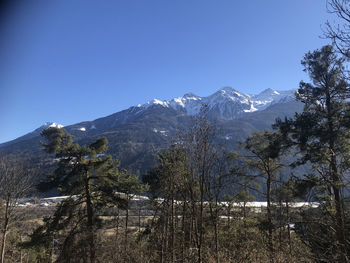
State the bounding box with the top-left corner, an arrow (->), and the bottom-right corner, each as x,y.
250,88 -> 296,111
0,86 -> 301,178
42,122 -> 64,129
139,87 -> 296,120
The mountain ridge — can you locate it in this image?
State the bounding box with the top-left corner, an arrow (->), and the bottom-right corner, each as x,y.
2,87 -> 296,146
0,87 -> 301,178
137,87 -> 296,120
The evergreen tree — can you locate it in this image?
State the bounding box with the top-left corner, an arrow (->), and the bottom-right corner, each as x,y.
275,45 -> 350,262
143,145 -> 190,263
236,130 -> 284,263
28,127 -> 130,263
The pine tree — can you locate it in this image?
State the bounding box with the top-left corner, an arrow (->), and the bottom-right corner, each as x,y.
237,130 -> 284,263
275,45 -> 350,263
28,127 -> 130,263
142,145 -> 190,263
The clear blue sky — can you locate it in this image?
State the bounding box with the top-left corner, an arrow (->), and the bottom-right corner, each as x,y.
0,0 -> 334,143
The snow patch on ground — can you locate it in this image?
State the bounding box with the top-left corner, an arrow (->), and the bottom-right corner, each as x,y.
153,128 -> 168,136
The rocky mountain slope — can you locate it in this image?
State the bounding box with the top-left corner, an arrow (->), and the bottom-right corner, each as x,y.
0,87 -> 301,176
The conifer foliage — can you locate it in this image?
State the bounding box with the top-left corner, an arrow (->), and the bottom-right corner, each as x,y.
29,127 -> 129,263
275,45 -> 350,262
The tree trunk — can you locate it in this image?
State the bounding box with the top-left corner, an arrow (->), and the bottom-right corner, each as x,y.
20,235 -> 23,263
325,79 -> 348,263
243,202 -> 247,237
116,207 -> 120,238
266,170 -> 274,263
164,208 -> 169,262
0,196 -> 10,263
286,201 -> 292,254
227,205 -> 230,228
170,175 -> 175,263
0,230 -> 7,263
125,199 -> 129,251
214,201 -> 219,263
115,206 -> 120,257
198,170 -> 205,263
84,175 -> 95,263
279,199 -> 282,250
181,202 -> 186,261
332,173 -> 348,263
171,196 -> 175,263
208,199 -> 219,263
329,143 -> 346,262
138,204 -> 141,233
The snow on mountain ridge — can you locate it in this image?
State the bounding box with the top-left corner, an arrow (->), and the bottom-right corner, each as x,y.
142,99 -> 170,109
43,122 -> 64,129
251,88 -> 295,111
140,88 -> 296,119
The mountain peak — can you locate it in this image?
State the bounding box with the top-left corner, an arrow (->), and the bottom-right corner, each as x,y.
141,99 -> 170,109
183,92 -> 199,98
42,122 -> 64,129
138,87 -> 296,120
258,88 -> 280,96
219,86 -> 237,93
210,87 -> 248,102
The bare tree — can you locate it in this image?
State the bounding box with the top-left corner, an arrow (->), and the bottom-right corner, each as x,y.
0,155 -> 33,263
181,105 -> 218,263
325,0 -> 350,57
235,131 -> 285,263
